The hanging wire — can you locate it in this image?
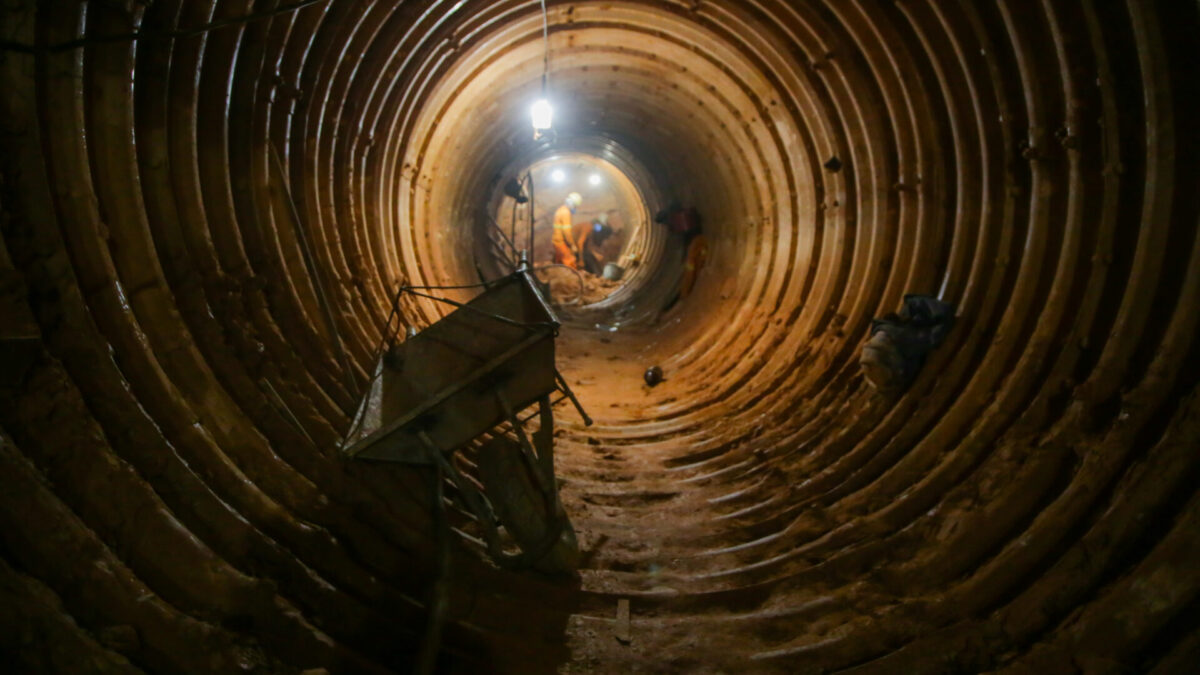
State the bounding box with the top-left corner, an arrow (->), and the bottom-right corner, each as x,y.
0,0 -> 330,54
539,0 -> 551,94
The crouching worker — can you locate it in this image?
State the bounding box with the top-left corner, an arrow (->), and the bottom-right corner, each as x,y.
678,228 -> 708,299
578,212 -> 615,276
861,294 -> 955,394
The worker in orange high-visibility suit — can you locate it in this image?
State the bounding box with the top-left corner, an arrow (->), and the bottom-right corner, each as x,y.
552,192 -> 583,268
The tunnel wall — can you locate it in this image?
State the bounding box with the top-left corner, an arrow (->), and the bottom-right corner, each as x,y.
2,0 -> 1199,672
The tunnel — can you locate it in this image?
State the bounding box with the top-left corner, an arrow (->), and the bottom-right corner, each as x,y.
2,0 -> 1199,672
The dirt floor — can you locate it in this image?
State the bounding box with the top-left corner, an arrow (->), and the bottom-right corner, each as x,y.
546,325 -> 770,672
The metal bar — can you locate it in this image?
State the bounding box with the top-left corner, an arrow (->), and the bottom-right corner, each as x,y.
519,269 -> 561,329
430,443 -> 508,564
342,279 -> 406,447
555,369 -> 594,426
494,393 -> 566,562
414,441 -> 450,675
528,172 -> 536,259
489,238 -> 513,267
340,357 -> 385,449
343,330 -> 549,458
258,378 -> 319,449
486,212 -> 519,261
489,215 -> 518,253
269,144 -> 359,398
400,287 -> 556,332
496,389 -> 553,496
426,427 -> 563,573
534,395 -> 563,514
402,281 -> 494,292
519,393 -> 570,424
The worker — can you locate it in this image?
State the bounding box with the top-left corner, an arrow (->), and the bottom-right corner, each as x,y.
577,212 -> 615,276
655,201 -> 701,238
861,295 -> 955,394
678,226 -> 708,298
552,192 -> 583,268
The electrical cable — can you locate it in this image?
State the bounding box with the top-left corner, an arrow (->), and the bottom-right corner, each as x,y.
538,0 -> 550,94
0,0 -> 329,54
268,144 -> 359,402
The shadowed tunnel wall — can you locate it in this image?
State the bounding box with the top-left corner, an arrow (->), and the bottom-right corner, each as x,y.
1,0 -> 1199,672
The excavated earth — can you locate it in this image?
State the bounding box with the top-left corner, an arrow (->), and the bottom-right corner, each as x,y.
536,266 -> 622,307
2,1 -> 1200,673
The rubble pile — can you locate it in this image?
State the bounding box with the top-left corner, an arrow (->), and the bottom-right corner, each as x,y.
536,266 -> 622,306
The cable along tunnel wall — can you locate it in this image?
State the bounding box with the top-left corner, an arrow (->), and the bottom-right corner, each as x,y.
1,0 -> 1199,672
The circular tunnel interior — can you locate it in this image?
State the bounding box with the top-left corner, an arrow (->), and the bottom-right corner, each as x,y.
2,1 -> 1200,673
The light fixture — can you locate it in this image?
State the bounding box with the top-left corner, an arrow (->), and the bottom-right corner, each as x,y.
551,169 -> 566,183
588,173 -> 602,186
531,99 -> 554,132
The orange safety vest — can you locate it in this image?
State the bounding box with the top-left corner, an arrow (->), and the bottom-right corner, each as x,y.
552,205 -> 578,268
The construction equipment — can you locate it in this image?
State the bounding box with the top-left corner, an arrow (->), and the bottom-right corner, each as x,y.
342,262 -> 590,573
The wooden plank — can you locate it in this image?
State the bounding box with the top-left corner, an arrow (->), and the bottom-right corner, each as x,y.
615,598 -> 631,645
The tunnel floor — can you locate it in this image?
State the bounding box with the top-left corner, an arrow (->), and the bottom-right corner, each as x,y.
551,325 -> 835,671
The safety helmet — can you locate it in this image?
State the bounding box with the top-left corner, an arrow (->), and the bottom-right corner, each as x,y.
596,211 -> 609,225
566,192 -> 583,207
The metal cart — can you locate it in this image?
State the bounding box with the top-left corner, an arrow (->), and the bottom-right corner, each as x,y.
342,267 -> 590,572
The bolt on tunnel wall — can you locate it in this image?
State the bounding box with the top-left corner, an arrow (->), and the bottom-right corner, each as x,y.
2,0 -> 1200,673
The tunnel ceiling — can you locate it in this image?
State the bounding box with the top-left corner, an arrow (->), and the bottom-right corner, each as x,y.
2,0 -> 1199,673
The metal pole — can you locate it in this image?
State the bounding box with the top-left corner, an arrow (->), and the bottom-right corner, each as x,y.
269,144 -> 358,398
527,172 -> 536,260
414,433 -> 450,675
258,378 -> 318,449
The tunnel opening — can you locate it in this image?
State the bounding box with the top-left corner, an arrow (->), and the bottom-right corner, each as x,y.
482,149 -> 655,309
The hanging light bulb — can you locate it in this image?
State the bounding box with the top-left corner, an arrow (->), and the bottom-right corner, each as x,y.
531,0 -> 553,140
531,99 -> 553,133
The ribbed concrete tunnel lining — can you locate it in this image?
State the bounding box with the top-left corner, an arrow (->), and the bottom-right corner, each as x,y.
2,0 -> 1199,672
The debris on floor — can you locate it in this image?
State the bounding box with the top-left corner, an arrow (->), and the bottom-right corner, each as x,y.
644,365 -> 664,387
